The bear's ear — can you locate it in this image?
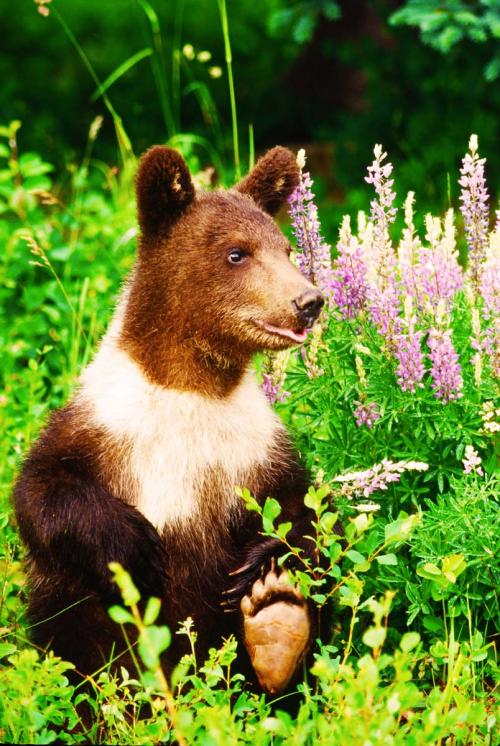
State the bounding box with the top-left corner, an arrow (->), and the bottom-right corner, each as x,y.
136,146 -> 195,239
235,146 -> 300,216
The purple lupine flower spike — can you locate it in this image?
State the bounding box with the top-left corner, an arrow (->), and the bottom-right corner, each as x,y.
364,145 -> 401,342
459,134 -> 490,288
288,149 -> 334,301
427,320 -> 463,403
394,300 -> 425,393
332,215 -> 369,319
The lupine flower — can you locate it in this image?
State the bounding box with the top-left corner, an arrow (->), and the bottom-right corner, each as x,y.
334,459 -> 428,499
354,401 -> 381,428
288,150 -> 334,301
353,355 -> 380,427
480,226 -> 500,319
459,134 -> 489,288
301,320 -> 324,378
398,192 -> 423,305
418,211 -> 463,311
332,215 -> 369,319
480,401 -> 500,434
365,144 -> 398,244
353,503 -> 381,512
427,326 -> 463,402
261,350 -> 290,404
394,318 -> 425,393
364,145 -> 401,341
462,445 -> 483,476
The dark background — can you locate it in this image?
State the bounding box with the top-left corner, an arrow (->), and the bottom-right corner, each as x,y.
2,0 -> 498,215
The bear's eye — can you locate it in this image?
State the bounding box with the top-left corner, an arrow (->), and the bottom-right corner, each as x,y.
228,249 -> 248,265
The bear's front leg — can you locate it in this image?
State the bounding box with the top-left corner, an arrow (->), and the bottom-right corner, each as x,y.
240,560 -> 311,695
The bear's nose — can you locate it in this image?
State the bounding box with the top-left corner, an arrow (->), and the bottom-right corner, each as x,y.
292,289 -> 324,325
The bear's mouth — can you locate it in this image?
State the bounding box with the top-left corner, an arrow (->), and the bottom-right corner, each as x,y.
252,319 -> 308,344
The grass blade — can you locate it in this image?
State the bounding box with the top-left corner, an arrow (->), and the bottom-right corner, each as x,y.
90,48 -> 153,102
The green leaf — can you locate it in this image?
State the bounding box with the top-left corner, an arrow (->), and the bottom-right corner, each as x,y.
138,625 -> 171,669
441,554 -> 467,580
143,597 -> 162,625
384,513 -> 419,544
363,626 -> 386,649
417,562 -> 441,578
0,642 -> 17,658
400,632 -> 420,652
109,562 -> 141,606
262,497 -> 281,532
375,553 -> 398,566
236,486 -> 261,513
346,549 -> 366,565
320,511 -> 338,533
108,605 -> 134,625
275,520 -> 292,539
338,585 -> 360,608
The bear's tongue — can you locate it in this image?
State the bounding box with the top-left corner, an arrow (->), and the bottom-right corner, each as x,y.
262,323 -> 308,344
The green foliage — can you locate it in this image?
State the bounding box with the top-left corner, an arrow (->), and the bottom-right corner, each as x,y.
390,0 -> 500,79
268,0 -> 342,44
0,648 -> 83,744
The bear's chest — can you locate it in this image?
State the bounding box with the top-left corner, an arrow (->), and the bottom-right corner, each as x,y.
80,345 -> 283,531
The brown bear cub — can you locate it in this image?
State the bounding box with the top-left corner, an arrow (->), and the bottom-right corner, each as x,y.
14,146 -> 324,695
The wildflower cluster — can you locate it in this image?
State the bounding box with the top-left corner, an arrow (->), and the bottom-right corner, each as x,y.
264,136 -> 497,434
334,459 -> 429,500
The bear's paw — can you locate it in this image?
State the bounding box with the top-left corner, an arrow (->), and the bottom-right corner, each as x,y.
241,566 -> 310,695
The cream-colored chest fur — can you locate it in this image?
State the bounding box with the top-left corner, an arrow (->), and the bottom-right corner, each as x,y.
79,338 -> 284,531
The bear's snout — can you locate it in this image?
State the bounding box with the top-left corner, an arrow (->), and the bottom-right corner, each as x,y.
292,289 -> 324,327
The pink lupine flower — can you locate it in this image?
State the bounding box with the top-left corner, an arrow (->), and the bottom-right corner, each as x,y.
462,445 -> 483,476
365,144 -> 398,242
354,401 -> 381,428
427,327 -> 463,402
332,216 -> 369,319
416,212 -> 463,310
288,152 -> 334,301
479,226 -> 500,319
261,351 -> 290,404
480,254 -> 500,319
364,145 -> 401,341
459,134 -> 489,287
398,192 -> 424,307
334,459 -> 428,499
394,325 -> 425,393
300,321 -> 325,378
367,263 -> 401,341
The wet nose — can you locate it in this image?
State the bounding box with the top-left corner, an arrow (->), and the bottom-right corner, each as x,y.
292,289 -> 325,325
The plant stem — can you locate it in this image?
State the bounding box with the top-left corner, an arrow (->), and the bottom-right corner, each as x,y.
130,603 -> 187,746
52,4 -> 134,165
217,0 -> 240,178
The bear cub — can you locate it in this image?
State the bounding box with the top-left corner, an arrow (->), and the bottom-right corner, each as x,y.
14,145 -> 324,695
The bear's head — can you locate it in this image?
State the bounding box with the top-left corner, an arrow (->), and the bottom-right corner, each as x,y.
120,146 -> 324,393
